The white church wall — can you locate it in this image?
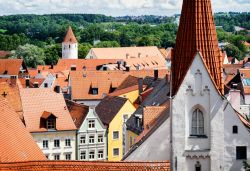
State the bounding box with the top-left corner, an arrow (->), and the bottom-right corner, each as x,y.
62,42 -> 78,59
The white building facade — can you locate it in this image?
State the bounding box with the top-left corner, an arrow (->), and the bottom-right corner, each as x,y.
32,131 -> 76,160
77,107 -> 107,161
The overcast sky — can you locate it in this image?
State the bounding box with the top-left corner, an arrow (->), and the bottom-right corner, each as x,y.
0,0 -> 249,16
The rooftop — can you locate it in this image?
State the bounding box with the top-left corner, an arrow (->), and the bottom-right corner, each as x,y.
63,26 -> 78,43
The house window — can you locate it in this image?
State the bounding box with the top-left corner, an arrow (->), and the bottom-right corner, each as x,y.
233,125 -> 238,134
191,109 -> 204,136
98,150 -> 104,159
44,83 -> 48,88
113,131 -> 119,140
65,139 -> 71,147
54,139 -> 60,148
98,135 -> 103,143
43,140 -> 48,149
92,88 -> 98,95
236,146 -> 247,160
89,151 -> 95,159
80,151 -> 86,160
54,154 -> 60,160
113,148 -> 119,156
47,118 -> 56,129
80,136 -> 86,144
195,161 -> 201,171
89,135 -> 95,144
88,120 -> 95,128
65,153 -> 71,160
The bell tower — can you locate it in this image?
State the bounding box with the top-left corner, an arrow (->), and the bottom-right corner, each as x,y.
62,26 -> 78,59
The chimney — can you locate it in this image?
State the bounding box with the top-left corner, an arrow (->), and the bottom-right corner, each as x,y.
38,70 -> 41,74
154,69 -> 158,80
126,53 -> 129,59
56,74 -> 58,78
54,85 -> 61,93
138,78 -> 143,95
138,53 -> 141,58
25,78 -> 30,88
123,61 -> 127,67
10,76 -> 17,86
33,82 -> 39,88
117,61 -> 121,70
51,64 -> 54,69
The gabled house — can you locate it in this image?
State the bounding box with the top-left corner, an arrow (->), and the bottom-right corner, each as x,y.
20,88 -> 77,160
77,107 -> 107,161
0,96 -> 46,162
96,96 -> 136,161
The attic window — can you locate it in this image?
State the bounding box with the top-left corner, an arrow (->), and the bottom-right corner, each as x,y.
89,88 -> 98,95
3,70 -> 8,75
47,117 -> 56,129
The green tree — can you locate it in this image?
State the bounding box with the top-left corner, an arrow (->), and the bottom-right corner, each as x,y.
224,44 -> 243,60
78,43 -> 93,59
44,44 -> 61,65
137,36 -> 161,47
95,41 -> 120,48
243,161 -> 250,171
11,44 -> 45,68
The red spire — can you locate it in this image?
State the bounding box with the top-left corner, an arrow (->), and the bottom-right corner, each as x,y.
63,26 -> 78,43
171,0 -> 223,95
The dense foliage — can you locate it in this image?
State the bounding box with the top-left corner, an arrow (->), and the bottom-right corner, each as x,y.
0,13 -> 249,66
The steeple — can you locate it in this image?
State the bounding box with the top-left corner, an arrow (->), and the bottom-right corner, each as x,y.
63,26 -> 78,43
62,26 -> 78,59
171,0 -> 223,95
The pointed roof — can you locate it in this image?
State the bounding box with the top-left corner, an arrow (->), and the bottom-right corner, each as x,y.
63,26 -> 77,43
171,0 -> 223,95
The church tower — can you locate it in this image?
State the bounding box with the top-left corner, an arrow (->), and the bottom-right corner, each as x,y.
62,26 -> 78,59
171,0 -> 224,170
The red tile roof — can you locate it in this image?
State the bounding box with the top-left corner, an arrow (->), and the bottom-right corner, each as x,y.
70,70 -> 169,100
0,97 -> 46,162
63,26 -> 78,43
66,99 -> 89,129
0,59 -> 25,75
0,161 -> 170,171
171,0 -> 223,95
20,88 -> 77,132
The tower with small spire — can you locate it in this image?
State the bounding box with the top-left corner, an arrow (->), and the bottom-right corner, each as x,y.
62,26 -> 78,59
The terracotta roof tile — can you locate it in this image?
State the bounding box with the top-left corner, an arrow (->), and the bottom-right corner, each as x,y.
0,161 -> 170,171
143,106 -> 167,129
66,99 -> 89,129
172,0 -> 223,95
70,70 -> 169,100
63,26 -> 78,43
0,59 -> 25,75
96,96 -> 128,125
0,81 -> 23,119
18,78 -> 45,88
89,46 -> 165,59
20,88 -> 77,132
0,97 -> 46,162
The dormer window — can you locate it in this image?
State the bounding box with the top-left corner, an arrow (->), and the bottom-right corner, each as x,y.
40,111 -> 57,130
89,88 -> 98,95
47,117 -> 56,129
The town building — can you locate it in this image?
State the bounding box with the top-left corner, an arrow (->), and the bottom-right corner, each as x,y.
20,88 -> 77,160
0,59 -> 28,78
0,96 -> 46,162
62,26 -> 78,59
96,96 -> 136,161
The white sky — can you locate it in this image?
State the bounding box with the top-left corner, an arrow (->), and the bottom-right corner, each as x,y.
0,0 -> 249,16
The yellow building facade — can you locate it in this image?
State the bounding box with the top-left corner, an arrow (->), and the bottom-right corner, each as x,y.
107,100 -> 136,161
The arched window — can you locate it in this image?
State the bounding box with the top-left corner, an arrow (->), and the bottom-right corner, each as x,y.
195,161 -> 201,171
191,109 -> 204,135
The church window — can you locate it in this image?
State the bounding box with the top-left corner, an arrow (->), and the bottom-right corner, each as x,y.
191,109 -> 204,136
69,45 -> 71,49
236,146 -> 247,160
232,125 -> 238,134
195,161 -> 201,171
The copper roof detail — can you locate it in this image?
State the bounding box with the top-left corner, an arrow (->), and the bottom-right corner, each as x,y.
171,0 -> 223,95
63,26 -> 78,43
